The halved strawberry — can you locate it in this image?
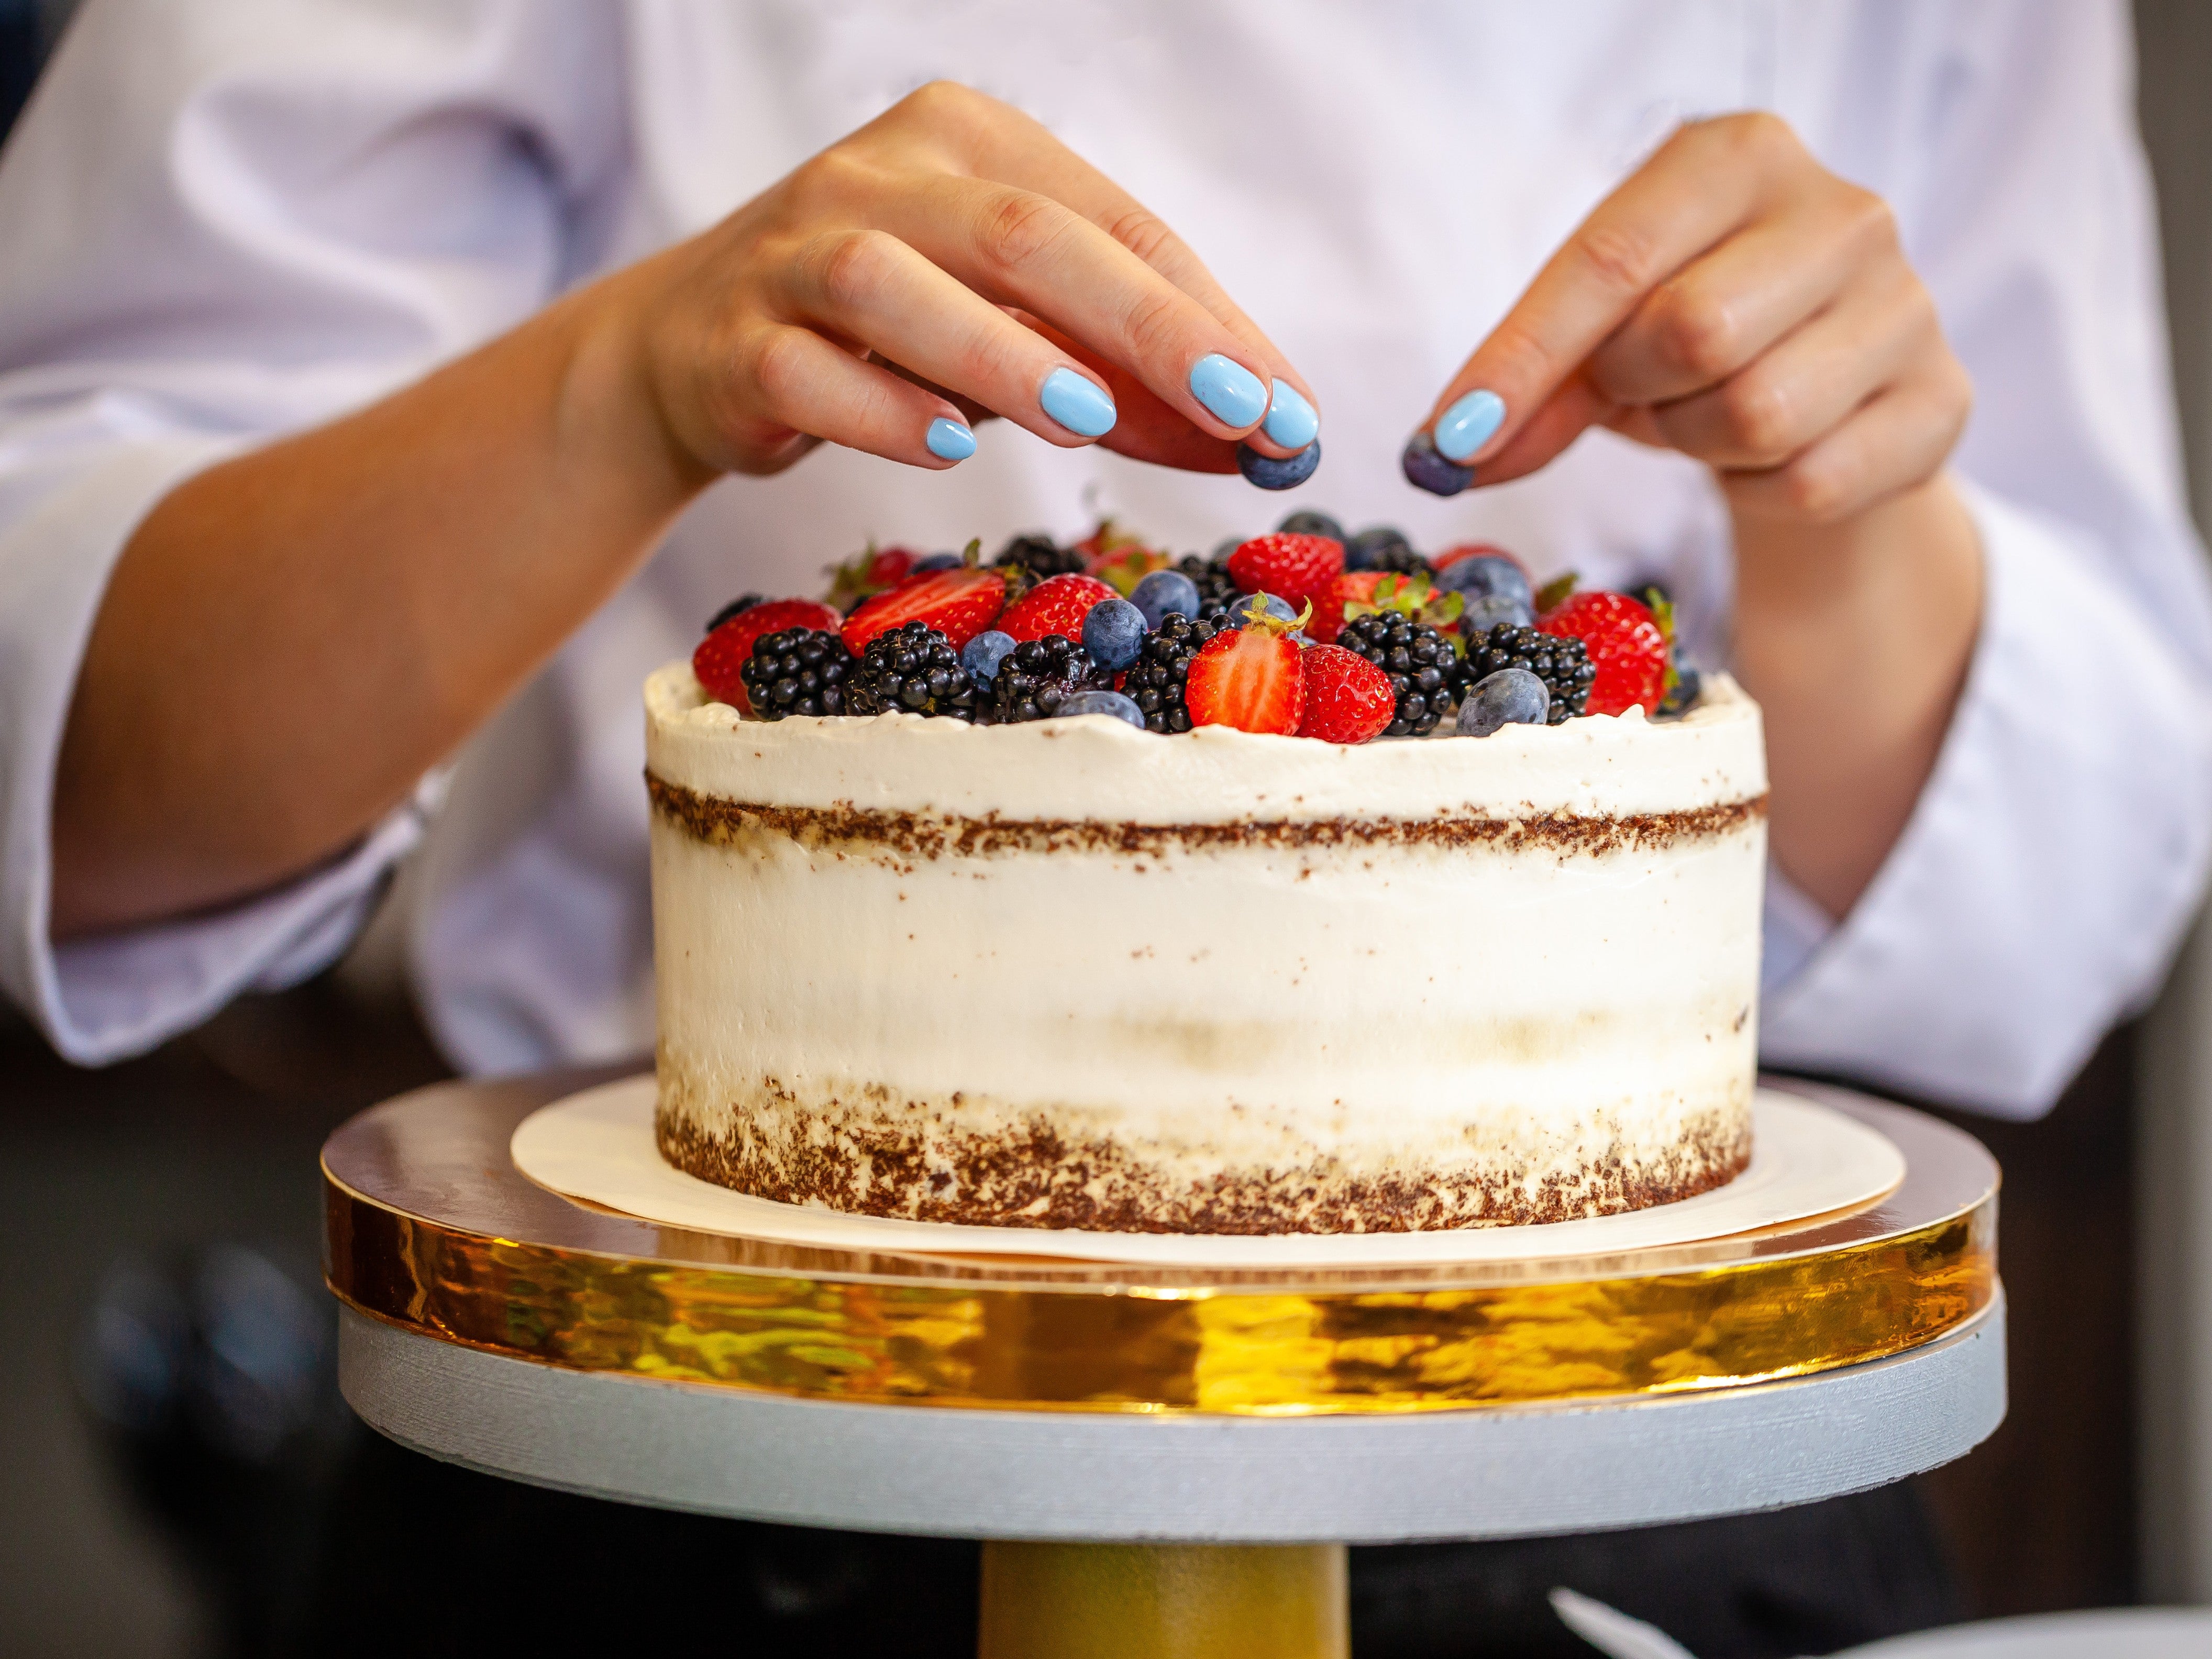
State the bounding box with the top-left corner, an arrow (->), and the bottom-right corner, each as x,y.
1295,644 -> 1395,744
693,598 -> 842,712
1184,623 -> 1304,734
841,566 -> 1008,655
1310,571 -> 1384,645
1536,589 -> 1669,716
999,573 -> 1118,643
1225,532 -> 1343,609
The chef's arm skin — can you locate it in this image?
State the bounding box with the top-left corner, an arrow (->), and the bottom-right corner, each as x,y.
51,82 -> 1314,937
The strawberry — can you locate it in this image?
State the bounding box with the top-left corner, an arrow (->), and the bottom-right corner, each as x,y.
841,563 -> 1008,655
999,573 -> 1118,643
1536,589 -> 1669,716
824,543 -> 919,612
1225,532 -> 1343,610
1183,613 -> 1306,734
1295,644 -> 1395,744
1310,571 -> 1384,645
693,599 -> 841,712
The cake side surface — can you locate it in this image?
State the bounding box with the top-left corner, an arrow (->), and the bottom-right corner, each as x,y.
645,662 -> 1766,1234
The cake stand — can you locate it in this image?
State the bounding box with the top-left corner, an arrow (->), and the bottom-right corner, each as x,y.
325,1070 -> 2003,1658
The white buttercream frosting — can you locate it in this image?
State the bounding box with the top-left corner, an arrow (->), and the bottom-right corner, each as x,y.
644,660 -> 1768,1232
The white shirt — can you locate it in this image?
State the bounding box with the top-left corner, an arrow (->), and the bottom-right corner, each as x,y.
1,0 -> 2207,1118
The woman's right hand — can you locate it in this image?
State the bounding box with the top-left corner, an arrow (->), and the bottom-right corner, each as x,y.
608,80 -> 1319,482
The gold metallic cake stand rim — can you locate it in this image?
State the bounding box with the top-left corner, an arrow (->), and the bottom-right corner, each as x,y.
323,1070 -> 1996,1416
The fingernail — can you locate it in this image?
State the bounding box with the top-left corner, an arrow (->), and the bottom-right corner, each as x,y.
1237,438 -> 1321,491
1402,430 -> 1473,496
1040,367 -> 1116,437
1189,353 -> 1268,429
1262,380 -> 1319,450
925,417 -> 976,461
1435,388 -> 1506,462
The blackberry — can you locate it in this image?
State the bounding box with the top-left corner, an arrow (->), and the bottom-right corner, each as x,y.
704,593 -> 765,633
1459,623 -> 1594,725
1174,554 -> 1246,619
1121,611 -> 1241,733
1336,612 -> 1458,736
993,533 -> 1087,578
1344,526 -> 1430,576
845,621 -> 979,720
739,627 -> 853,719
984,634 -> 1110,724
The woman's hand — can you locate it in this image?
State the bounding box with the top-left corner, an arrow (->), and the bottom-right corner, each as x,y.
617,80 -> 1319,483
1412,114 -> 1983,916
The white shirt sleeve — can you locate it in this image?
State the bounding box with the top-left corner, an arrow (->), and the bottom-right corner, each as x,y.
0,0 -> 622,1064
1760,0 -> 2212,1118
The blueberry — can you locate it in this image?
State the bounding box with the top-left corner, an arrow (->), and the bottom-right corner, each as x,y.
1237,438 -> 1321,491
1436,554 -> 1533,608
1344,527 -> 1414,572
1459,591 -> 1533,634
961,629 -> 1017,686
1278,509 -> 1347,543
1131,569 -> 1200,628
913,551 -> 964,572
1402,429 -> 1473,496
1055,689 -> 1147,728
1457,668 -> 1550,737
1082,598 -> 1147,671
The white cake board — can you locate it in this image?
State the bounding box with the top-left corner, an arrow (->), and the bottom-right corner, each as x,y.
510,1079 -> 1903,1268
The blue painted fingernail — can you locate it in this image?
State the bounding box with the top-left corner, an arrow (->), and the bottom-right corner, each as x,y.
925,417 -> 975,461
1262,380 -> 1319,450
1435,389 -> 1506,462
1189,353 -> 1268,428
1040,368 -> 1116,437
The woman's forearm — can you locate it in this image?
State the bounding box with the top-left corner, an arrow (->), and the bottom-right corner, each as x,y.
1730,474 -> 1984,917
51,262 -> 706,938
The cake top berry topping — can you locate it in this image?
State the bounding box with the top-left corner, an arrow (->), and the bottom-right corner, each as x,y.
691,514 -> 1704,742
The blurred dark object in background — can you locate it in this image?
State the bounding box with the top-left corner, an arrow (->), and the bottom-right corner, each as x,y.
74,1245 -> 359,1658
0,0 -> 69,145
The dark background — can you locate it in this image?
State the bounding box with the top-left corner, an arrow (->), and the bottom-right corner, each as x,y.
2,2 -> 2208,1651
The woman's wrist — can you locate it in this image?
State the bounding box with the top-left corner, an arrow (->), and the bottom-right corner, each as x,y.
1730,474 -> 1984,915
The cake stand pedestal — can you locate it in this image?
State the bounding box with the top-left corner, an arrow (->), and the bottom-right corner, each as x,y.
325,1071 -> 2003,1658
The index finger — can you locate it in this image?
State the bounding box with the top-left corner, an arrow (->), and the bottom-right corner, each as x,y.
1417,116 -> 1794,477
944,89 -> 1322,458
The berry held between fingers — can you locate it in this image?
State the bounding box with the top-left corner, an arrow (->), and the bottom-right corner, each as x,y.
1335,612 -> 1458,736
738,627 -> 854,719
985,634 -> 1111,723
1460,623 -> 1594,724
844,622 -> 980,719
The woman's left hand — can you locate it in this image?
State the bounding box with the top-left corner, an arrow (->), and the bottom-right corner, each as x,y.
1410,112 -> 1971,524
